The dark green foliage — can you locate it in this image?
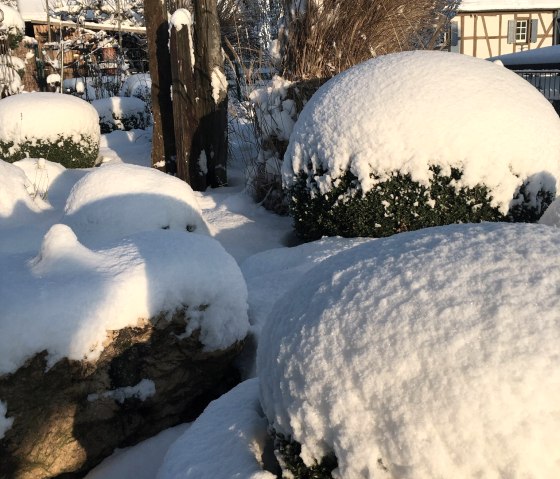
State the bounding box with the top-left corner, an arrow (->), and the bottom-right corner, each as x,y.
99,110 -> 152,134
274,433 -> 337,479
288,166 -> 551,241
0,134 -> 98,169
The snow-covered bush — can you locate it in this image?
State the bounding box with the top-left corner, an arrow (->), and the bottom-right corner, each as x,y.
283,51 -> 560,241
0,93 -> 100,168
258,222 -> 560,479
0,4 -> 24,48
120,73 -> 151,105
91,97 -> 151,133
63,163 -> 210,244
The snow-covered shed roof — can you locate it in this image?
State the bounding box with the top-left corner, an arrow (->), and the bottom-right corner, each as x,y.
489,44 -> 560,68
16,0 -> 46,22
459,0 -> 560,11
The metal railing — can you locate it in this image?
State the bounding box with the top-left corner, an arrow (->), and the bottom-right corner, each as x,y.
513,69 -> 560,101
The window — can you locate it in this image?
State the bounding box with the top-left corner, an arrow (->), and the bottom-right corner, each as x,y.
507,19 -> 538,44
515,20 -> 528,43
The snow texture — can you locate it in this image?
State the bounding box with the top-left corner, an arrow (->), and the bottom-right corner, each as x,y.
86,423 -> 192,479
158,378 -> 275,479
88,379 -> 156,404
459,0 -> 560,11
0,223 -> 248,374
63,163 -> 210,245
258,222 -> 560,479
0,400 -> 14,440
282,51 -> 560,214
0,92 -> 100,145
211,67 -> 227,104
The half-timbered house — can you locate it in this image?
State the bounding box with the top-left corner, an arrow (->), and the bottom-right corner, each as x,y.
451,1 -> 560,58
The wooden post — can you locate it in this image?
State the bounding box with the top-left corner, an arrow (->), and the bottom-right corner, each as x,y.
145,0 -> 176,172
169,0 -> 228,190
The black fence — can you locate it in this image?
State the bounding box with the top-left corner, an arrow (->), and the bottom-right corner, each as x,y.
513,69 -> 560,101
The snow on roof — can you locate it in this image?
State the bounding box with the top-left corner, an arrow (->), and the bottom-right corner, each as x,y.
258,222 -> 560,479
16,0 -> 46,22
459,0 -> 560,11
282,50 -> 560,215
489,44 -> 560,66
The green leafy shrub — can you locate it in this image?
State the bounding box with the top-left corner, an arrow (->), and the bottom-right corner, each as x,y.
92,97 -> 151,134
288,166 -> 553,242
274,433 -> 337,479
0,135 -> 98,169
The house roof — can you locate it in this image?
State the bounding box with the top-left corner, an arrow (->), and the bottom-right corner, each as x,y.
459,0 -> 560,12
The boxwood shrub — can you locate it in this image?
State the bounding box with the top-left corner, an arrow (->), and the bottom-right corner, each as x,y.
274,433 -> 337,479
288,166 -> 553,242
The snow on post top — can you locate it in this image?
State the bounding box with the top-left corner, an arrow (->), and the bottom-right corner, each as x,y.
257,222 -> 560,479
0,92 -> 100,145
282,50 -> 560,214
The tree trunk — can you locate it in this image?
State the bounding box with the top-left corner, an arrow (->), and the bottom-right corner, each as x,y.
170,0 -> 228,190
145,0 -> 176,172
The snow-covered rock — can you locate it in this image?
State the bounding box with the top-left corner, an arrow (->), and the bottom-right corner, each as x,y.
282,50 -> 560,215
258,222 -> 560,479
0,224 -> 249,477
158,379 -> 275,479
63,163 -> 210,245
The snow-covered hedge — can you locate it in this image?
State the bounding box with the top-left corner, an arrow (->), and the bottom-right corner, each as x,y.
258,223 -> 560,479
283,51 -> 560,240
0,93 -> 100,168
120,73 -> 151,104
92,97 -> 151,133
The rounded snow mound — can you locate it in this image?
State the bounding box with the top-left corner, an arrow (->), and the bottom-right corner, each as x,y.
258,223 -> 560,479
64,163 -> 210,244
120,73 -> 151,102
158,379 -> 274,479
0,92 -> 100,146
282,50 -> 560,214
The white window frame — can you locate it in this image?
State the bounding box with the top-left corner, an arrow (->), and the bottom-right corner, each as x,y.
515,19 -> 529,43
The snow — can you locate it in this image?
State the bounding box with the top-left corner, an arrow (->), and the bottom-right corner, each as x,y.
85,423 -> 192,479
211,67 -> 228,104
88,379 -> 156,404
91,96 -> 149,130
170,8 -> 195,69
0,4 -> 24,32
539,196 -> 560,226
283,50 -> 560,215
489,44 -> 560,66
258,222 -> 560,479
63,163 -> 210,245
0,223 -> 248,374
459,0 -> 560,11
0,92 -> 100,146
120,73 -> 152,101
157,378 -> 275,479
0,400 -> 13,440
